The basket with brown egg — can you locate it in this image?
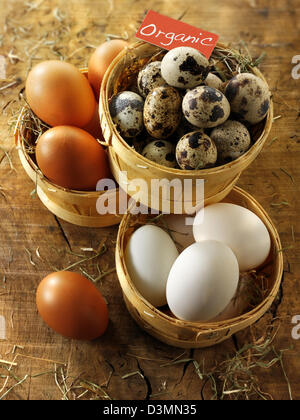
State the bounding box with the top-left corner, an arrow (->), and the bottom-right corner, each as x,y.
15,40 -> 129,227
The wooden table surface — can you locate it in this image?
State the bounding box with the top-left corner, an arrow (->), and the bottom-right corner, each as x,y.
0,0 -> 299,401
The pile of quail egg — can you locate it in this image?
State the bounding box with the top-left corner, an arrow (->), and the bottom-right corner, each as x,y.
109,46 -> 271,170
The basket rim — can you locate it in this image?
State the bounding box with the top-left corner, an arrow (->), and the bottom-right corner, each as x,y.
108,142 -> 242,206
100,40 -> 274,176
116,185 -> 284,333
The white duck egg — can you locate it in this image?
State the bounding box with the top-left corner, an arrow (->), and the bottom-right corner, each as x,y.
166,240 -> 239,322
193,203 -> 271,271
125,225 -> 179,307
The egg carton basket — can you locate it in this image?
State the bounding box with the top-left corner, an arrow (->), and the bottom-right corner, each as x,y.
116,186 -> 283,349
99,41 -> 273,213
14,69 -> 122,228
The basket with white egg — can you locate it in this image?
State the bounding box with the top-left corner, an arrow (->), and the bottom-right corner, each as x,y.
15,69 -> 122,228
116,186 -> 283,348
100,41 -> 273,213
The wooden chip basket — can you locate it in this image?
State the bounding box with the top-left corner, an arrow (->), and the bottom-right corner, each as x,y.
116,186 -> 283,348
99,41 -> 273,213
14,70 -> 122,228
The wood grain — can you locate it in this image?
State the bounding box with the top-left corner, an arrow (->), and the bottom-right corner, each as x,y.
0,0 -> 299,400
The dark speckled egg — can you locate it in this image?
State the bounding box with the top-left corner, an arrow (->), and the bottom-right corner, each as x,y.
210,120 -> 251,163
142,140 -> 177,168
109,91 -> 144,138
176,131 -> 217,170
161,47 -> 209,89
182,86 -> 230,128
137,61 -> 166,98
144,86 -> 181,139
225,73 -> 270,125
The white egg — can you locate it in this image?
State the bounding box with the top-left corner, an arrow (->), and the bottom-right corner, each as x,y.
166,240 -> 239,322
125,225 -> 179,307
193,203 -> 271,271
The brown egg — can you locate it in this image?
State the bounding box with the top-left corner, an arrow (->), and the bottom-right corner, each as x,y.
36,126 -> 111,191
26,60 -> 96,127
82,104 -> 104,141
36,271 -> 109,340
88,39 -> 128,100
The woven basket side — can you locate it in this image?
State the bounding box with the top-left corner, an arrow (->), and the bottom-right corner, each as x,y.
99,41 -> 273,213
115,186 -> 283,348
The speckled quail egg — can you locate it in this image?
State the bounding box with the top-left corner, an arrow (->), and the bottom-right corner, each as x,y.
109,91 -> 144,138
142,140 -> 177,168
210,120 -> 251,163
182,86 -> 230,128
161,47 -> 209,89
144,86 -> 181,139
137,61 -> 166,98
225,72 -> 270,124
204,72 -> 224,90
176,131 -> 217,170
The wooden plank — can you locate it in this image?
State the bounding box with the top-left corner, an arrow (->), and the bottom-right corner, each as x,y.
0,0 -> 299,400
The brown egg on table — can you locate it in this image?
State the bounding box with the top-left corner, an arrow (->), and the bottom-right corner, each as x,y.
88,39 -> 128,100
36,271 -> 109,340
26,60 -> 96,128
36,126 -> 111,191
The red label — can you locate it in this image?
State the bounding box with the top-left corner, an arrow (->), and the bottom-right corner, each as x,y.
136,10 -> 219,59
